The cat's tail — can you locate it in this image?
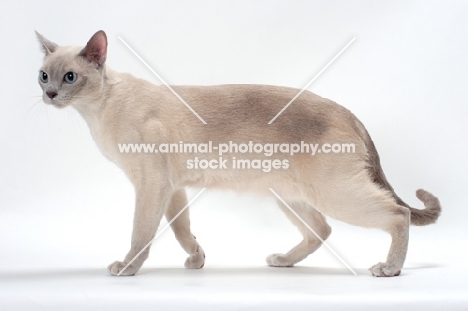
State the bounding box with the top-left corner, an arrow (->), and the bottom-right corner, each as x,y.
353,118 -> 441,226
408,189 -> 441,226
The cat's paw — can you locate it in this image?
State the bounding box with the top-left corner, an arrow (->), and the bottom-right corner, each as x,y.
266,253 -> 294,267
184,252 -> 205,269
184,248 -> 205,269
107,261 -> 138,276
369,262 -> 401,277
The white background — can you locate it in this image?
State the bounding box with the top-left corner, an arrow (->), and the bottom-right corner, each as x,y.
1,0 -> 467,310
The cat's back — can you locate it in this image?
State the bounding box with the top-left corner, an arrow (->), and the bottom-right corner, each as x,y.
169,84 -> 350,123
103,77 -> 359,144
105,72 -> 346,120
172,84 -> 354,138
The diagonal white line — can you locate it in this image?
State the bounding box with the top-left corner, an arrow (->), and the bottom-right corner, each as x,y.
118,188 -> 207,276
268,188 -> 357,275
118,36 -> 207,125
268,37 -> 356,124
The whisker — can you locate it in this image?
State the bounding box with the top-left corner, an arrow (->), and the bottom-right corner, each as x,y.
28,99 -> 43,114
27,99 -> 50,140
68,106 -> 85,136
23,95 -> 43,101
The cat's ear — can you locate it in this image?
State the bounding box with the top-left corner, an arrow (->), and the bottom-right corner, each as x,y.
79,30 -> 108,67
35,31 -> 58,55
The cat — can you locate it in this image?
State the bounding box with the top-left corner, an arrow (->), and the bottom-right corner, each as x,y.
36,30 -> 441,277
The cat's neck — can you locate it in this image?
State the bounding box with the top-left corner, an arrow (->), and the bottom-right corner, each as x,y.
72,66 -> 119,127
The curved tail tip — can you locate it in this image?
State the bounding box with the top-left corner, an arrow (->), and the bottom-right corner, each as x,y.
411,188 -> 441,226
416,189 -> 432,201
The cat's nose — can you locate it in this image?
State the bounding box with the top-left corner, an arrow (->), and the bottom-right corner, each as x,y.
46,90 -> 58,99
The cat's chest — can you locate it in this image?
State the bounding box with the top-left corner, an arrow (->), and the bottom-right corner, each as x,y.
87,118 -> 118,162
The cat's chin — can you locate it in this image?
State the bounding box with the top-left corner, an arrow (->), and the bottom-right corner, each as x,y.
45,100 -> 68,109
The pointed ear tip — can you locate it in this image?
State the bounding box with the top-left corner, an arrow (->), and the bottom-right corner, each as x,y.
89,30 -> 108,45
98,30 -> 108,41
94,30 -> 107,37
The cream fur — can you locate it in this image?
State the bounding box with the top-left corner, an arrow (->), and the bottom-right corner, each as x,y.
36,30 -> 441,277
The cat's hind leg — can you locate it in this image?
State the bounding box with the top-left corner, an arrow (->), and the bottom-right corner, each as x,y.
166,188 -> 205,269
266,200 -> 331,267
307,173 -> 410,277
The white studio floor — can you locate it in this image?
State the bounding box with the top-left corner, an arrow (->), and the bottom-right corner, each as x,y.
1,264 -> 467,310
1,202 -> 467,311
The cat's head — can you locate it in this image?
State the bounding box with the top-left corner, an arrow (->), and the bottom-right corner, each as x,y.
36,30 -> 108,108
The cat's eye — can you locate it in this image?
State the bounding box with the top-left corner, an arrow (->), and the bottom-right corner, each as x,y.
64,71 -> 77,84
40,71 -> 48,83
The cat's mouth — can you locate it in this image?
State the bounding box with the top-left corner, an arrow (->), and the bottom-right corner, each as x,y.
43,97 -> 68,109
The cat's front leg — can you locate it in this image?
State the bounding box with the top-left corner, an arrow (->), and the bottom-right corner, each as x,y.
108,181 -> 174,276
166,188 -> 205,269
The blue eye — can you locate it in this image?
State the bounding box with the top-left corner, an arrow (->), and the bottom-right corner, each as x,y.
64,71 -> 77,84
40,71 -> 48,83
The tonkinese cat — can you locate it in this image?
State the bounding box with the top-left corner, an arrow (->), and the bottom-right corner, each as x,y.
36,30 -> 441,277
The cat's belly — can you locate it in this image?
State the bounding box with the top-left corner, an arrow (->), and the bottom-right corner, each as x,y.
180,169 -> 304,199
